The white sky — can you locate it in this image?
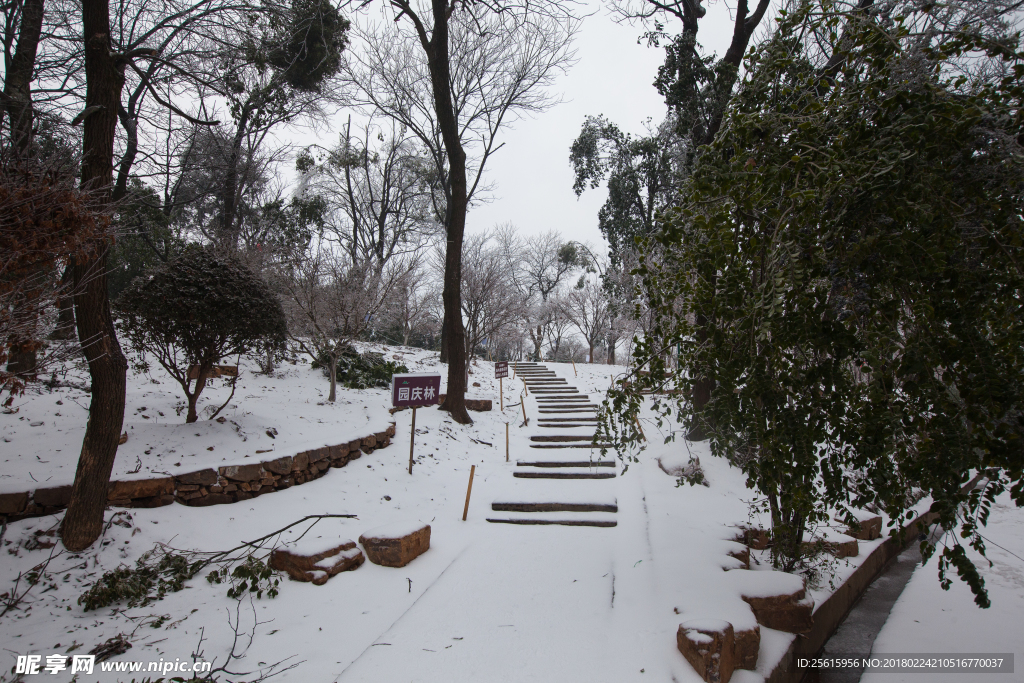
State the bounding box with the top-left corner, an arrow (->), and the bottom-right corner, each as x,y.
460,1 -> 746,246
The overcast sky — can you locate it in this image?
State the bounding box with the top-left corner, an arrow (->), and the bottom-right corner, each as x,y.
459,1 -> 749,248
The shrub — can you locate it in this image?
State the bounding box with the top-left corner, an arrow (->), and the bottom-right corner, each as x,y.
311,343 -> 408,390
118,245 -> 287,422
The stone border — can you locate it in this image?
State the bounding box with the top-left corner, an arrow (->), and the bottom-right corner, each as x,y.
765,471 -> 988,683
0,423 -> 396,521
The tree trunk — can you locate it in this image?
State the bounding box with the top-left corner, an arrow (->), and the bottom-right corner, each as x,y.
2,0 -> 44,158
2,0 -> 47,377
219,106 -> 252,251
424,0 -> 470,424
328,353 -> 337,402
49,265 -> 78,340
439,309 -> 448,362
60,0 -> 128,552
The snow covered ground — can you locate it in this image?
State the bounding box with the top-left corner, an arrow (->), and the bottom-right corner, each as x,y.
861,492 -> 1024,683
0,347 -> 1015,682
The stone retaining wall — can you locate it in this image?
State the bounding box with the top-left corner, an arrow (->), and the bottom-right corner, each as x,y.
0,423 -> 396,521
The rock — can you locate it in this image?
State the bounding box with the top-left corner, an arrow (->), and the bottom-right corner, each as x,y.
270,540 -> 364,585
359,522 -> 430,568
307,446 -> 330,463
361,435 -> 376,447
118,432 -> 128,445
741,584 -> 814,634
465,399 -> 492,412
33,485 -> 72,508
188,493 -> 234,507
291,452 -> 309,472
386,423 -> 396,437
677,619 -> 735,683
262,456 -> 293,475
733,625 -> 760,670
0,491 -> 28,514
108,477 -> 174,501
374,431 -> 388,444
725,542 -> 749,569
131,494 -> 175,508
843,515 -> 883,541
219,464 -> 263,482
744,526 -> 770,550
176,469 -> 219,487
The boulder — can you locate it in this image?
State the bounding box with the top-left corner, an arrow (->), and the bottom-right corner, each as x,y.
677,619 -> 735,683
262,456 -> 293,475
186,492 -> 233,507
33,485 -> 72,508
131,494 -> 175,509
270,540 -> 364,585
725,542 -> 750,569
291,452 -> 309,472
108,477 -> 174,501
0,491 -> 28,514
386,423 -> 396,437
741,585 -> 814,634
374,431 -> 388,444
175,469 -> 218,486
359,522 -> 430,568
307,446 -> 330,463
465,399 -> 492,412
733,625 -> 760,670
843,514 -> 883,541
219,464 -> 263,482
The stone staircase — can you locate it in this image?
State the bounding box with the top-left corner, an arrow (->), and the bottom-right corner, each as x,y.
487,362 -> 618,528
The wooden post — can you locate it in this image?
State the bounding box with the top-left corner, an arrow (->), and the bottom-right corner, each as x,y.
522,377 -> 528,396
635,414 -> 646,441
408,407 -> 417,474
521,399 -> 528,426
571,359 -> 577,376
462,465 -> 476,521
505,423 -> 509,462
512,362 -> 516,380
500,377 -> 503,411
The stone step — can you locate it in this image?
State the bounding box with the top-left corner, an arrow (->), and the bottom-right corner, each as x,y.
529,443 -> 613,450
537,423 -> 597,429
538,411 -> 598,415
536,396 -> 589,400
515,460 -> 615,468
491,501 -> 618,512
538,417 -> 598,422
513,471 -> 616,479
529,435 -> 594,442
486,518 -> 617,528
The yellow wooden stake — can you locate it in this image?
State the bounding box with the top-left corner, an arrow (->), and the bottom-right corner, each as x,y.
462,465 -> 476,521
635,415 -> 646,441
521,398 -> 528,426
408,407 -> 417,474
505,423 -> 510,462
572,359 -> 577,376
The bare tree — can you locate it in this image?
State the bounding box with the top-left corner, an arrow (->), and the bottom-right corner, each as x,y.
458,231 -> 523,360
560,279 -> 610,363
282,243 -> 413,401
496,225 -> 586,360
302,116 -> 440,269
341,3 -> 578,423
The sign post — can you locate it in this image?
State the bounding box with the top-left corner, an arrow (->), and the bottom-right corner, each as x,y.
391,373 -> 442,475
495,361 -> 508,411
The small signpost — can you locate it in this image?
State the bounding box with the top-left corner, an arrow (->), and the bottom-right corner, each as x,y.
495,361 -> 508,411
391,373 -> 442,475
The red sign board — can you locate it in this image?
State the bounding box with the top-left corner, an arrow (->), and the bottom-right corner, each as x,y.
494,361 -> 508,379
391,373 -> 442,407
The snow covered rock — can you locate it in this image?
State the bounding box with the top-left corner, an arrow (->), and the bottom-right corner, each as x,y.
269,539 -> 365,585
837,509 -> 882,540
677,619 -> 735,683
735,572 -> 814,634
359,522 -> 430,568
0,491 -> 28,514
